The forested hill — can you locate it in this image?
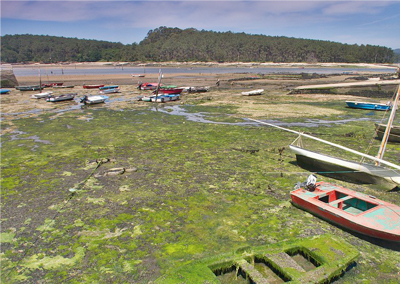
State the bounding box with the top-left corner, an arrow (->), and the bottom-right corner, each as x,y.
1,27 -> 397,63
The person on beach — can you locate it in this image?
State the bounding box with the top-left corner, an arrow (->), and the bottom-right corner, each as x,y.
216,79 -> 220,86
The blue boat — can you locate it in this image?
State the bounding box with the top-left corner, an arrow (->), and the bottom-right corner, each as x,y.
99,85 -> 119,90
0,89 -> 11,94
346,101 -> 391,111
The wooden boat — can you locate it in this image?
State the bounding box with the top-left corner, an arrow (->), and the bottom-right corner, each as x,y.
241,89 -> 264,96
99,88 -> 120,94
375,123 -> 400,143
46,93 -> 76,102
155,88 -> 183,94
249,85 -> 400,188
346,101 -> 391,111
83,84 -> 105,89
42,82 -> 63,88
99,85 -> 119,90
80,95 -> 108,105
186,86 -> 210,93
16,85 -> 41,91
0,89 -> 10,94
31,91 -> 53,99
137,82 -> 159,90
151,95 -> 171,103
291,181 -> 400,242
53,85 -> 74,89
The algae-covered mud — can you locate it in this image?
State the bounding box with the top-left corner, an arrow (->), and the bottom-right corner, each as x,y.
1,72 -> 400,283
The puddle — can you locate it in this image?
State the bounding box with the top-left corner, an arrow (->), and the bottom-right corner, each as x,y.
154,105 -> 374,127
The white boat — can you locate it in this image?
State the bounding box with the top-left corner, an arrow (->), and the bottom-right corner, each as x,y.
31,91 -> 53,99
249,84 -> 400,188
151,95 -> 171,103
99,88 -> 120,94
241,89 -> 264,96
80,95 -> 108,105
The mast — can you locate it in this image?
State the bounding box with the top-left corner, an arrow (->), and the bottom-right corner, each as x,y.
154,69 -> 162,103
248,118 -> 400,171
376,84 -> 400,164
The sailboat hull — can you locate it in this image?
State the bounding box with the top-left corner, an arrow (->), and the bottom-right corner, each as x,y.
290,145 -> 400,187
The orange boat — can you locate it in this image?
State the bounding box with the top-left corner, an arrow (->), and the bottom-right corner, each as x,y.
291,180 -> 400,242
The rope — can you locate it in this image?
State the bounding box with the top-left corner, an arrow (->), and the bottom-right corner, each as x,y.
5,159 -> 107,279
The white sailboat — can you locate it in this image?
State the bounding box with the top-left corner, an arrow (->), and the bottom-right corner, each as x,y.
249,84 -> 400,188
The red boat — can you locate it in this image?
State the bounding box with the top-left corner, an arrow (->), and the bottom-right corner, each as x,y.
83,84 -> 105,89
291,181 -> 400,242
42,82 -> 64,88
156,88 -> 183,94
138,82 -> 159,90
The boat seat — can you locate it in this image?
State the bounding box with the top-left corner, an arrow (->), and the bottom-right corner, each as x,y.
329,196 -> 353,206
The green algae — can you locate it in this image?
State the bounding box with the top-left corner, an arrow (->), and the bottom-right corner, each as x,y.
1,100 -> 400,283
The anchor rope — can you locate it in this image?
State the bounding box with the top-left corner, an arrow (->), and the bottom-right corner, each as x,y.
5,159 -> 106,279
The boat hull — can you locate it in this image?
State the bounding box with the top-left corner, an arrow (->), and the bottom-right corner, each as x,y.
290,145 -> 400,186
346,101 -> 391,111
291,182 -> 400,242
83,85 -> 104,89
375,123 -> 400,143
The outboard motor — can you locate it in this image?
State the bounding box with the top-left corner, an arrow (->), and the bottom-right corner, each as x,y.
294,174 -> 317,191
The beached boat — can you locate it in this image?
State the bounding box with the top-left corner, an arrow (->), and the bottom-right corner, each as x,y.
80,95 -> 108,105
83,84 -> 105,89
141,96 -> 154,102
375,123 -> 400,143
186,86 -> 210,93
241,89 -> 264,96
31,91 -> 53,99
99,88 -> 120,94
151,95 -> 171,103
53,85 -> 74,89
250,85 -> 400,188
291,180 -> 400,242
346,101 -> 391,111
155,88 -> 183,95
42,82 -> 63,88
166,94 -> 180,101
0,89 -> 10,94
99,85 -> 119,90
131,74 -> 145,77
46,93 -> 76,102
137,82 -> 159,90
16,85 -> 41,91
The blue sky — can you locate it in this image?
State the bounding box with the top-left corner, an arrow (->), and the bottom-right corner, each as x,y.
1,1 -> 400,49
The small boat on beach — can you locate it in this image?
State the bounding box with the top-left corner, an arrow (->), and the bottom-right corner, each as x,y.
80,95 -> 108,105
186,86 -> 210,93
31,91 -> 53,99
155,88 -> 183,95
241,89 -> 264,96
345,101 -> 391,111
46,93 -> 76,102
16,85 -> 41,91
375,123 -> 400,143
99,85 -> 119,90
42,82 -> 64,88
0,89 -> 10,94
151,95 -> 171,103
99,88 -> 120,94
137,82 -> 159,90
83,84 -> 105,89
291,179 -> 400,242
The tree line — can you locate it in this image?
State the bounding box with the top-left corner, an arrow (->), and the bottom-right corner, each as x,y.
1,27 -> 397,64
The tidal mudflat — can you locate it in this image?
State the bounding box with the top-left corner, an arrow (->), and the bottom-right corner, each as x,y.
1,71 -> 400,283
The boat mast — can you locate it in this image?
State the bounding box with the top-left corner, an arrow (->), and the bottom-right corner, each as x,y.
376,84 -> 400,164
154,69 -> 162,103
248,118 -> 400,171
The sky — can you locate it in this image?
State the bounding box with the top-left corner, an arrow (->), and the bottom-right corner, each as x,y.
1,1 -> 400,49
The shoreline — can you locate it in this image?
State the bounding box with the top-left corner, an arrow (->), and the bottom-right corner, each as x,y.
3,61 -> 399,70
